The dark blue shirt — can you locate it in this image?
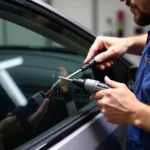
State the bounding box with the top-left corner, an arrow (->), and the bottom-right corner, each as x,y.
127,31 -> 150,149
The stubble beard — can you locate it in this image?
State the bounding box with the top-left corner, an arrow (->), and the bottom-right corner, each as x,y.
134,10 -> 150,26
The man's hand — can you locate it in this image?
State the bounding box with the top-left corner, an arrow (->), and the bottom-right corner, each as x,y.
90,76 -> 141,125
84,36 -> 131,70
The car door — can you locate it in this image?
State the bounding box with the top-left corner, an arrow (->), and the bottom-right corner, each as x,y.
0,0 -> 132,150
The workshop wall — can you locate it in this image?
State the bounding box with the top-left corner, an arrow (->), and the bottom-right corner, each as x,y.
0,0 -> 147,45
52,0 -> 146,37
98,0 -> 143,37
51,0 -> 93,33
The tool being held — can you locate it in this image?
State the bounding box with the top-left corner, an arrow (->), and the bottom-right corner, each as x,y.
70,53 -> 115,78
12,53 -> 112,118
48,50 -> 115,94
59,76 -> 110,92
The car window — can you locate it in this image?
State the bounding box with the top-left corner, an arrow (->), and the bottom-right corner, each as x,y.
0,1 -> 132,149
0,19 -> 95,150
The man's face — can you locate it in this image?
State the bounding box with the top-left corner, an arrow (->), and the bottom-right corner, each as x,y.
120,0 -> 150,26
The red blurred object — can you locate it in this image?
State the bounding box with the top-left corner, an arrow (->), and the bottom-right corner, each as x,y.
116,10 -> 125,37
117,10 -> 124,21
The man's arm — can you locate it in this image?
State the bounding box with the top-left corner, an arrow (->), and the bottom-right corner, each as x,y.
126,33 -> 148,55
132,102 -> 150,132
84,33 -> 148,70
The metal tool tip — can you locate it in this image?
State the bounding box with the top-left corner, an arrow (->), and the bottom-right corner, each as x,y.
58,76 -> 64,79
58,76 -> 72,81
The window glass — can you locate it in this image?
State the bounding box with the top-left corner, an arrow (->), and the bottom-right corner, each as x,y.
0,19 -> 94,149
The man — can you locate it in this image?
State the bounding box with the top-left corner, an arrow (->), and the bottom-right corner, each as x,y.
84,0 -> 150,149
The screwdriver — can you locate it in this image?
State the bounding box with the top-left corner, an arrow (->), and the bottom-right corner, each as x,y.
59,76 -> 110,92
71,53 -> 115,78
47,51 -> 115,95
12,54 -> 113,118
12,55 -> 104,118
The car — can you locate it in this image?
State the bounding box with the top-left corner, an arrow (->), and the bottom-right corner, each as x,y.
0,0 -> 135,150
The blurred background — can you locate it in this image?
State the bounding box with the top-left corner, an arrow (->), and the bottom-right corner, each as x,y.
45,0 -> 147,36
0,0 -> 148,46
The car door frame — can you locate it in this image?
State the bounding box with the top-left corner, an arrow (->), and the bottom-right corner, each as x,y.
0,1 -> 128,149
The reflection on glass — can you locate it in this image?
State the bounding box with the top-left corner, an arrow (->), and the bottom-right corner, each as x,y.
0,18 -> 93,149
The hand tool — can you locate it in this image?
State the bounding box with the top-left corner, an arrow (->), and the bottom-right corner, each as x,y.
68,53 -> 115,80
47,49 -> 115,95
45,69 -> 81,98
47,55 -> 114,95
12,55 -> 112,118
58,76 -> 110,92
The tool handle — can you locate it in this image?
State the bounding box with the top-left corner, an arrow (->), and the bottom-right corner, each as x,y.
81,57 -> 116,71
80,59 -> 94,71
81,58 -> 107,71
81,49 -> 115,71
